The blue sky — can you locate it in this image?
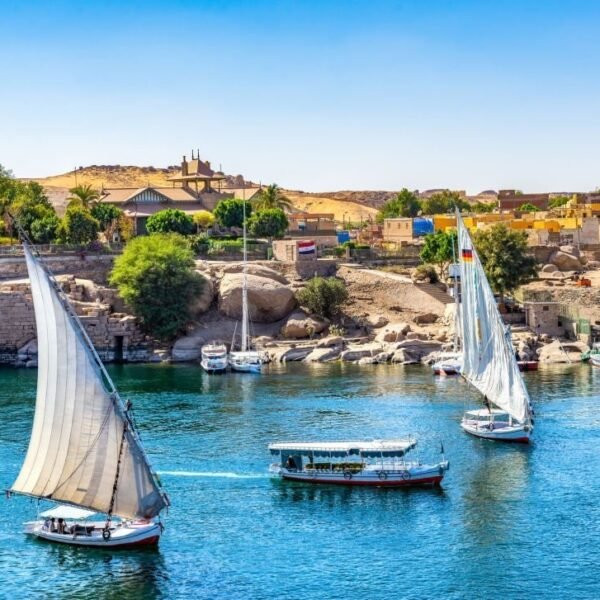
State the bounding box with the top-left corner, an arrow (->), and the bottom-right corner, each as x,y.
1,0 -> 600,192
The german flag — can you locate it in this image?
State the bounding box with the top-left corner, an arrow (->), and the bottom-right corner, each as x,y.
462,248 -> 473,262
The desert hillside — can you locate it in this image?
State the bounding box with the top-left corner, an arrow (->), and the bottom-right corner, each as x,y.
30,165 -> 381,222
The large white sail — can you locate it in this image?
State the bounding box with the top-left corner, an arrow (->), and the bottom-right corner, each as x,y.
457,212 -> 532,424
11,245 -> 168,520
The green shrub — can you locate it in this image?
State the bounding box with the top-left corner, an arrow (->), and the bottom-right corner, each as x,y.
63,205 -> 99,244
109,233 -> 205,340
146,209 -> 195,235
190,233 -> 210,254
207,239 -> 244,254
413,264 -> 439,283
296,277 -> 349,318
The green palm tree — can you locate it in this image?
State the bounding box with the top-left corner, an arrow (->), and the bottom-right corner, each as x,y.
253,184 -> 293,212
67,184 -> 100,208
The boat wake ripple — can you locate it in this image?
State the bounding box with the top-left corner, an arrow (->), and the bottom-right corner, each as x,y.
157,470 -> 269,479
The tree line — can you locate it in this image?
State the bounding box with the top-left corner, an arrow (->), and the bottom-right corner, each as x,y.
376,188 -> 496,222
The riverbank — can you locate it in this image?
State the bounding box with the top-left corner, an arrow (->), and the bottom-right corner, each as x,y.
0,256 -> 589,367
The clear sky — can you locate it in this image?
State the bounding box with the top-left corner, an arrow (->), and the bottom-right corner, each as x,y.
1,0 -> 600,193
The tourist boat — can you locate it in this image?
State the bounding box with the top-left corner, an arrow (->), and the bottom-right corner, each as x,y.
456,210 -> 534,443
201,342 -> 229,373
269,440 -> 449,487
229,191 -> 263,374
8,234 -> 169,548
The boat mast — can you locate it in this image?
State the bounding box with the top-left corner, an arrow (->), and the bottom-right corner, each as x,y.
241,185 -> 249,352
9,214 -> 167,506
451,228 -> 460,352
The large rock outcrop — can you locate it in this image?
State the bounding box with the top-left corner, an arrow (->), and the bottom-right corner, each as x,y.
549,250 -> 581,271
375,323 -> 412,343
280,310 -> 329,339
220,263 -> 289,284
538,340 -> 588,363
191,273 -> 215,316
219,273 -> 296,323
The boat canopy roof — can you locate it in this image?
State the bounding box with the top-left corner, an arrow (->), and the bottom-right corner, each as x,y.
269,439 -> 416,458
466,408 -> 509,417
40,506 -> 96,520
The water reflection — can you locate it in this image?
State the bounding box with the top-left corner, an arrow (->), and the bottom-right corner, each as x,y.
461,443 -> 531,545
24,541 -> 167,599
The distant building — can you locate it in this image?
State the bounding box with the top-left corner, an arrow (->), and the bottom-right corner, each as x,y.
498,190 -> 550,211
383,218 -> 414,244
287,212 -> 336,237
100,152 -> 234,234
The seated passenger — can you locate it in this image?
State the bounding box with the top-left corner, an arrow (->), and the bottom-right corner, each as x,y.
286,457 -> 298,471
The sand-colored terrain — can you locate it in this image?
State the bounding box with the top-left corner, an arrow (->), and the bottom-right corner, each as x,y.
30,165 -> 177,189
285,192 -> 379,223
30,166 -> 381,222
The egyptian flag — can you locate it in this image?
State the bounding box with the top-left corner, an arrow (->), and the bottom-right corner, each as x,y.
298,240 -> 316,255
462,248 -> 473,262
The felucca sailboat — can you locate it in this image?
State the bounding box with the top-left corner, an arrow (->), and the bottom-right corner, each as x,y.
457,211 -> 534,443
9,234 -> 169,547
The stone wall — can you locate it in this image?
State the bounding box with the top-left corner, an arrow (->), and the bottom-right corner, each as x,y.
0,254 -> 116,283
0,278 -> 152,366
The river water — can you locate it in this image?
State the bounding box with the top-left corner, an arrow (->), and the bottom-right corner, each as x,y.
0,362 -> 598,599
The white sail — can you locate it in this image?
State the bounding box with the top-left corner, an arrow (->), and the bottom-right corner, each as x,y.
457,212 -> 532,424
11,246 -> 167,520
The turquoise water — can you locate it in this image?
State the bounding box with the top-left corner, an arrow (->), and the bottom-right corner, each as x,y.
0,362 -> 599,599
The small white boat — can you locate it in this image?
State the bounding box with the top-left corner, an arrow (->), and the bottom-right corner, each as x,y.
590,353 -> 600,367
26,507 -> 161,548
9,236 -> 169,549
201,342 -> 228,373
456,210 -> 534,443
432,352 -> 462,375
460,409 -> 531,443
269,440 -> 449,487
229,350 -> 263,373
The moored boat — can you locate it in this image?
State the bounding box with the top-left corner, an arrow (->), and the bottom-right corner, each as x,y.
269,440 -> 449,487
201,342 -> 229,373
432,353 -> 462,375
517,360 -> 539,372
456,210 -> 534,443
8,231 -> 169,549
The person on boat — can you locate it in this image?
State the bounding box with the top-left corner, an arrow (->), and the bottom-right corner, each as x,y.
49,517 -> 57,532
483,396 -> 492,414
286,456 -> 298,471
57,518 -> 67,534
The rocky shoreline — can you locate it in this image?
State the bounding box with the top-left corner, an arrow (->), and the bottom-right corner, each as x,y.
0,256 -> 591,368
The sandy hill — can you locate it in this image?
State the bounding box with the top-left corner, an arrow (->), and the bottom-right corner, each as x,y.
31,165 -> 381,222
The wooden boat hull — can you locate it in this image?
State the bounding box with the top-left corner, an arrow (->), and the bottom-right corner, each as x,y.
25,521 -> 162,549
517,361 -> 538,371
277,463 -> 448,487
461,420 -> 531,443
